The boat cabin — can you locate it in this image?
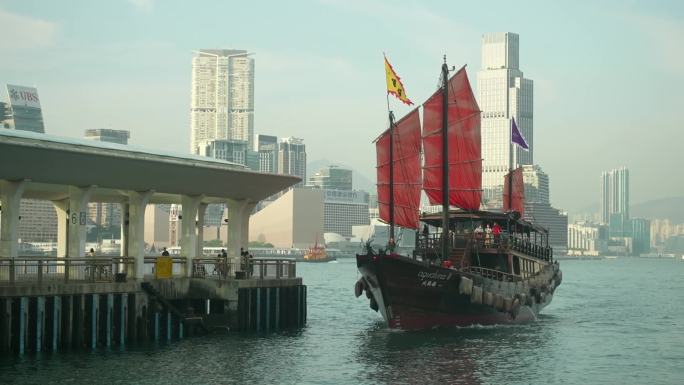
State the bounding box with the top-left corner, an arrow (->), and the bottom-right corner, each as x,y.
416,210 -> 553,281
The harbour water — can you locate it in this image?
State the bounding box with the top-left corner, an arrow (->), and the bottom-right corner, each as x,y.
2,258 -> 683,385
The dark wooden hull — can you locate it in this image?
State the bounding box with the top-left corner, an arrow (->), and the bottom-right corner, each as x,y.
356,253 -> 556,330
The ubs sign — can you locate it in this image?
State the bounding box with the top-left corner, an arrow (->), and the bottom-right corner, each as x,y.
7,84 -> 42,109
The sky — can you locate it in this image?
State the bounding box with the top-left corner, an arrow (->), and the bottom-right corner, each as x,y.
1,0 -> 682,213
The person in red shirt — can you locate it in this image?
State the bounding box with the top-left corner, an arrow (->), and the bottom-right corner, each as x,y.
492,222 -> 502,245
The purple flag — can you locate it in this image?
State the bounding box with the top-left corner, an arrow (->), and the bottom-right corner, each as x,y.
511,118 -> 529,151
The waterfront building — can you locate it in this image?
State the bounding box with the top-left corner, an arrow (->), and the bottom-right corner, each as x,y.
190,49 -> 255,154
278,137 -> 306,187
518,165 -> 567,250
249,188 -> 324,249
630,218 -> 651,255
0,102 -> 11,128
144,204 -> 171,249
255,134 -> 279,173
477,32 -> 533,202
323,189 -> 370,238
601,167 -> 629,223
567,222 -> 608,256
650,219 -> 684,248
309,165 -> 353,191
84,129 -> 130,232
18,199 -> 58,243
84,128 -> 130,144
3,85 -> 45,133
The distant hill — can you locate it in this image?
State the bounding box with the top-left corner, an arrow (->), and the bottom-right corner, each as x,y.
631,196 -> 684,223
307,159 -> 375,193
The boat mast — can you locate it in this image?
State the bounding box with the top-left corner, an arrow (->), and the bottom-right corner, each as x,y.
508,120 -> 513,213
441,57 -> 450,260
388,111 -> 396,245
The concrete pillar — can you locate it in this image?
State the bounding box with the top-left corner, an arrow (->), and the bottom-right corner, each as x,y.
196,203 -> 208,260
67,186 -> 95,258
180,195 -> 202,277
120,203 -> 130,257
226,199 -> 257,272
126,191 -> 153,279
53,200 -> 68,258
0,180 -> 27,259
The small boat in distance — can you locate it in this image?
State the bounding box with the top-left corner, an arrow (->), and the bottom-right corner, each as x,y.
303,235 -> 337,263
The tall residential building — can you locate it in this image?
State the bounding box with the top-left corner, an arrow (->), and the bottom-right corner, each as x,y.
4,85 -> 45,133
477,32 -> 533,202
278,137 -> 306,186
84,129 -> 130,232
309,165 -> 353,191
601,167 -> 629,223
190,49 -> 255,154
254,134 -> 278,173
84,129 -> 130,144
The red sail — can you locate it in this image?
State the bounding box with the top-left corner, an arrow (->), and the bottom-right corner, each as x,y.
503,167 -> 525,216
422,67 -> 482,210
376,108 -> 422,229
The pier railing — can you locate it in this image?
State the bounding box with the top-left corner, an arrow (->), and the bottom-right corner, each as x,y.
143,256 -> 188,278
0,256 -> 298,285
251,258 -> 297,279
0,256 -> 134,285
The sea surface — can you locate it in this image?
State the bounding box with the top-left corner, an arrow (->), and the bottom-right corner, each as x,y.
1,257 -> 683,385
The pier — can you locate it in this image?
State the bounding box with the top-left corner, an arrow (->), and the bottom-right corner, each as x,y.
0,130 -> 306,354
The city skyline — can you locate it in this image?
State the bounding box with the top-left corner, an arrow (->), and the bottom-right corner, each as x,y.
0,1 -> 682,213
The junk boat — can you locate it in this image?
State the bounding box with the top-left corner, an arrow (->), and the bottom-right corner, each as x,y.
355,57 -> 561,329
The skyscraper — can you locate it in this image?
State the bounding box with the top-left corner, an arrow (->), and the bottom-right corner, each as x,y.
255,134 -> 279,173
601,167 -> 629,223
477,33 -> 533,202
190,49 -> 255,154
278,137 -> 306,186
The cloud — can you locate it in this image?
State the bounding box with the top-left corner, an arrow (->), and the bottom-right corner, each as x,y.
127,0 -> 155,13
0,9 -> 59,50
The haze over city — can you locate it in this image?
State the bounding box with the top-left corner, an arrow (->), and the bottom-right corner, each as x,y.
1,0 -> 682,212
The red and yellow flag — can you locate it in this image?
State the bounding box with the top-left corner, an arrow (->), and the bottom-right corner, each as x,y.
384,55 -> 413,105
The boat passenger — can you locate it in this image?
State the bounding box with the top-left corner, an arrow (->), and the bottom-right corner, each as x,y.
485,224 -> 492,247
492,222 -> 502,245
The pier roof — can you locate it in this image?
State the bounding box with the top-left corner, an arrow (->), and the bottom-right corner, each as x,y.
0,129 -> 300,203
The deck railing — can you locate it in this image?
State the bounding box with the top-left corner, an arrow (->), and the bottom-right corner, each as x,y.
416,232 -> 553,261
462,266 -> 522,282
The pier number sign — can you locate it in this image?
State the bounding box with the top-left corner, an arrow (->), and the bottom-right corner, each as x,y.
71,211 -> 87,226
